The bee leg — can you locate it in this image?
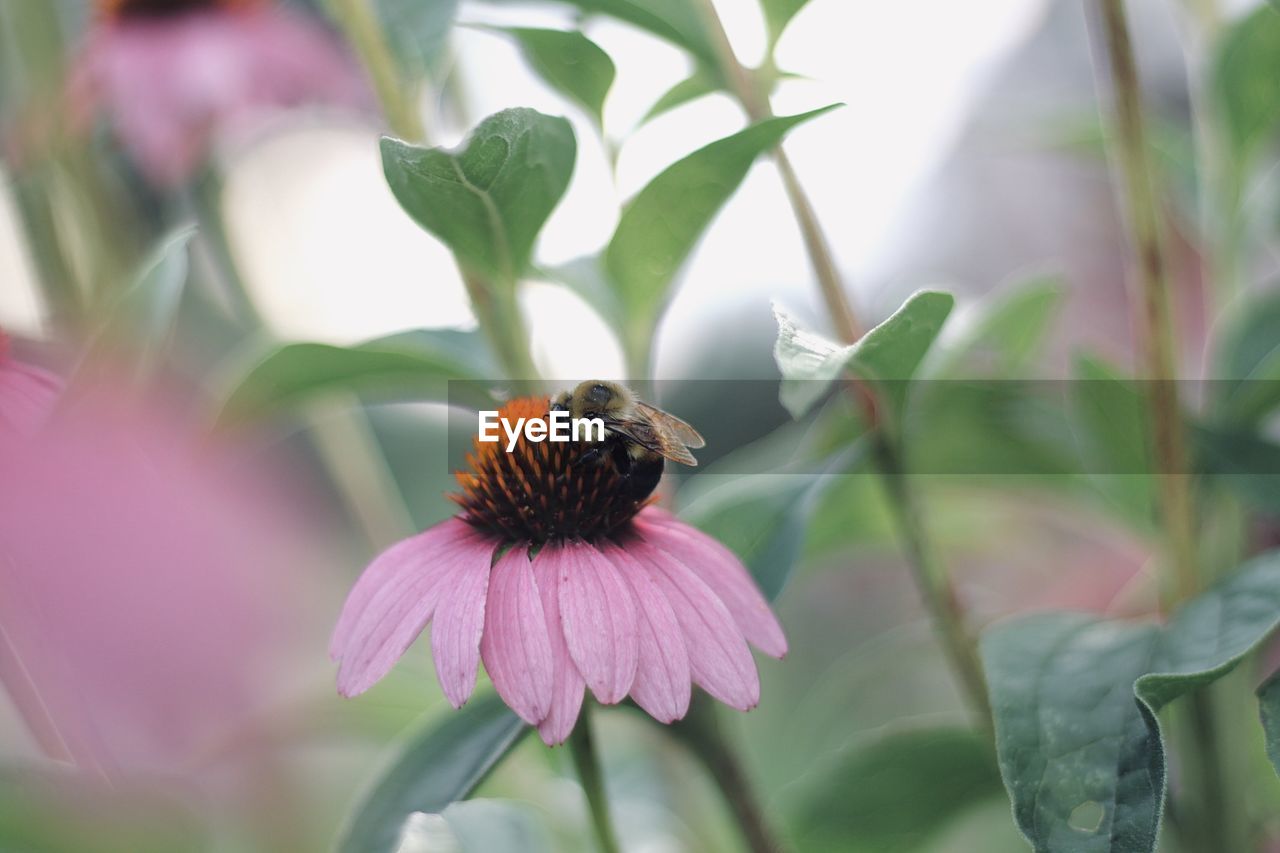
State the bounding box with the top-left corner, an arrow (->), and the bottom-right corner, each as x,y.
572,447 -> 604,468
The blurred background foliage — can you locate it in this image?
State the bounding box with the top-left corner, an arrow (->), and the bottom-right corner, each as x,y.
5,0 -> 1280,850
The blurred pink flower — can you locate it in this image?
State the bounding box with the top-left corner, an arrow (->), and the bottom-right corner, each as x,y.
0,381 -> 326,776
330,397 -> 786,745
71,0 -> 366,186
0,329 -> 60,435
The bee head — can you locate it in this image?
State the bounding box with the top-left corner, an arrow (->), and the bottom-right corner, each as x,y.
568,380 -> 632,420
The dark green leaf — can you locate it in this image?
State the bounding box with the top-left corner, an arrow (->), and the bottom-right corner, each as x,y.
773,290 -> 954,420
790,727 -> 1004,853
493,28 -> 615,126
1212,5 -> 1280,169
1259,670 -> 1280,778
218,328 -> 498,424
607,106 -> 839,356
381,109 -> 576,284
372,0 -> 460,76
1194,424 -> 1280,514
338,693 -> 529,853
481,0 -> 719,66
760,0 -> 812,48
677,441 -> 866,600
982,550 -> 1280,853
641,68 -> 720,125
1212,288 -> 1280,425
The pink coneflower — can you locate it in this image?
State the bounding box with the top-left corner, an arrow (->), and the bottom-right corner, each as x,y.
331,397 -> 787,745
70,0 -> 365,186
0,329 -> 60,435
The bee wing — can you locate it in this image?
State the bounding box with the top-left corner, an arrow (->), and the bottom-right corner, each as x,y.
606,417 -> 700,466
636,402 -> 706,449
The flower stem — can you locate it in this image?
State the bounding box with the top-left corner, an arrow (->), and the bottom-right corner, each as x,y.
567,707 -> 622,853
690,0 -> 861,342
327,0 -> 426,142
671,695 -> 786,853
692,0 -> 990,731
1091,1 -> 1249,848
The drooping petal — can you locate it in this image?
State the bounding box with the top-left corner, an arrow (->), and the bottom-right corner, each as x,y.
555,541 -> 639,705
636,508 -> 787,658
602,543 -> 690,723
429,537 -> 495,708
628,535 -> 760,711
480,546 -> 553,724
333,520 -> 493,698
532,547 -> 586,746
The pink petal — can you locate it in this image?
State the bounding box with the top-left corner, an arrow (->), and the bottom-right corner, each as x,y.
636,508 -> 787,658
532,548 -> 586,746
333,520 -> 492,697
480,546 -> 553,725
601,543 -> 690,723
555,541 -> 639,705
0,360 -> 61,436
628,535 -> 760,711
430,540 -> 494,708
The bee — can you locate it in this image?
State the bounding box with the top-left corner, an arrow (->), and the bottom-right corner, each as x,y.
551,380 -> 705,503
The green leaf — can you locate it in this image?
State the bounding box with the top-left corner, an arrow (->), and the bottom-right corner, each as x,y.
1194,424 -> 1280,514
607,106 -> 839,356
482,0 -> 719,66
372,0 -> 460,76
481,27 -> 613,126
338,693 -> 529,853
1212,5 -> 1280,169
1069,355 -> 1156,526
982,550 -> 1280,853
789,727 -> 1005,853
772,290 -> 954,420
541,254 -> 622,334
641,68 -> 720,125
935,276 -> 1063,378
760,0 -> 812,48
1212,288 -> 1280,425
218,328 -> 497,425
78,225 -> 194,375
1259,670 -> 1280,778
381,109 -> 576,284
677,441 -> 866,600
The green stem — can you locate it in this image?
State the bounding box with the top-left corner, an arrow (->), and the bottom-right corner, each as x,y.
327,0 -> 426,142
692,0 -> 989,730
874,437 -> 994,731
1094,0 -> 1199,605
1093,1 -> 1249,849
690,0 -> 860,342
567,708 -> 622,853
670,696 -> 787,853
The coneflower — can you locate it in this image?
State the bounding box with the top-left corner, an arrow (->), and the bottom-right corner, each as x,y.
70,0 -> 364,185
330,397 -> 787,745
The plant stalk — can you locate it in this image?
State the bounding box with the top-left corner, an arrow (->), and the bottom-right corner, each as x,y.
327,0 -> 426,142
1092,1 -> 1248,849
692,0 -> 990,730
671,695 -> 787,853
567,708 -> 622,853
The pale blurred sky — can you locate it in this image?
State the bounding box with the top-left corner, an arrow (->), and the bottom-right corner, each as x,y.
1,0 -> 1049,378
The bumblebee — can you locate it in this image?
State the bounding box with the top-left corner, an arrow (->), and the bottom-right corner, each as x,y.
551,380 -> 704,502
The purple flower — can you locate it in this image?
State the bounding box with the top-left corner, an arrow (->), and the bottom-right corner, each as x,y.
331,397 -> 787,745
0,329 -> 60,435
71,0 -> 366,185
